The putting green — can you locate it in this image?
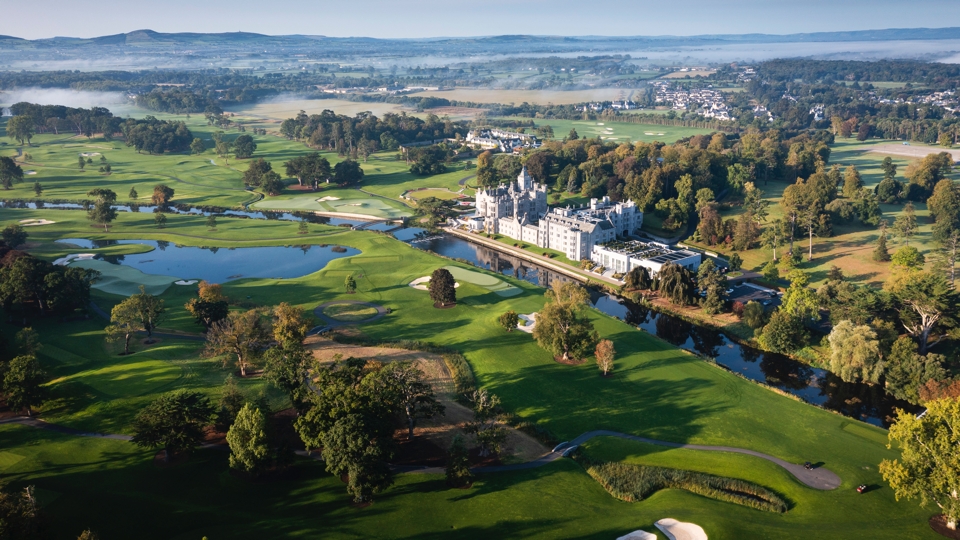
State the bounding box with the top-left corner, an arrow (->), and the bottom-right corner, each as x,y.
321,303 -> 380,322
442,265 -> 522,297
70,259 -> 177,296
253,194 -> 410,219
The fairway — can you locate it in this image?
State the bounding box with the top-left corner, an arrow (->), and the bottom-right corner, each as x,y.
71,258 -> 177,296
405,188 -> 464,200
253,189 -> 412,218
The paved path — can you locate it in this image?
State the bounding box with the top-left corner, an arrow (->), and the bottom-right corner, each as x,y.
313,300 -> 388,327
458,174 -> 476,187
1,416 -> 840,489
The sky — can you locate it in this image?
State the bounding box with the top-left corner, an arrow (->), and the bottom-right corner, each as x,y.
3,0 -> 960,40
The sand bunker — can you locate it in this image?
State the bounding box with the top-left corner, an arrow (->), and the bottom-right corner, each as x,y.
616,531 -> 656,540
655,518 -> 707,540
409,276 -> 460,291
174,280 -> 198,285
517,313 -> 537,334
19,219 -> 55,226
53,253 -> 96,266
645,132 -> 654,135
79,152 -> 101,157
24,170 -> 36,175
317,196 -> 341,202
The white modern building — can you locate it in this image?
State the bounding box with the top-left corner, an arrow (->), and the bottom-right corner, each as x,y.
590,240 -> 702,276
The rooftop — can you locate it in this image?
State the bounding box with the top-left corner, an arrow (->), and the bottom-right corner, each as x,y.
597,240 -> 698,263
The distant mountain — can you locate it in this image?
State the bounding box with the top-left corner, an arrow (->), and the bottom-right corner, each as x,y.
6,26 -> 960,46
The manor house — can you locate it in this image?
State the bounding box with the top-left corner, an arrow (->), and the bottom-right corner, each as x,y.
472,168 -> 643,262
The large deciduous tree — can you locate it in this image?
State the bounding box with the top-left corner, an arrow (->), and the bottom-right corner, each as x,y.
333,159 -> 364,187
885,271 -> 958,354
6,115 -> 35,145
2,355 -> 46,416
284,152 -> 331,188
826,320 -> 884,385
152,184 -> 175,208
533,282 -> 598,362
880,399 -> 960,530
205,309 -> 270,377
377,362 -> 444,439
86,188 -> 117,232
131,390 -> 215,462
0,156 -> 24,190
428,268 -> 457,307
233,134 -> 257,159
656,263 -> 697,306
464,389 -> 506,458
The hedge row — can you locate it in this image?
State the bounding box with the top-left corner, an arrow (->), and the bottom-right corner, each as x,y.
581,459 -> 788,513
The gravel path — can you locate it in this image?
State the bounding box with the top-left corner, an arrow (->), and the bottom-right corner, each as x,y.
476,430 -> 841,490
313,300 -> 388,327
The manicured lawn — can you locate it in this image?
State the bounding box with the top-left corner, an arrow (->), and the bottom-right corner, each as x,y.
0,205 -> 940,538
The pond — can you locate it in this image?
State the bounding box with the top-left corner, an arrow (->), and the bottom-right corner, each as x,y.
406,231 -> 915,427
56,238 -> 360,284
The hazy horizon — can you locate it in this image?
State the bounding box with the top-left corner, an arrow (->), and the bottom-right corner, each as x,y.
3,0 -> 960,41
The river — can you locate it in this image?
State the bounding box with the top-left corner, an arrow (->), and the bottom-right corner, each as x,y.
405,231 -> 915,427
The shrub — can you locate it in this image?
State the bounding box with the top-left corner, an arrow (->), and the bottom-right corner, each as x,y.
581,459 -> 788,513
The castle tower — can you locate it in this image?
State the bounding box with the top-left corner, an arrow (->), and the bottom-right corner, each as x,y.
517,166 -> 533,191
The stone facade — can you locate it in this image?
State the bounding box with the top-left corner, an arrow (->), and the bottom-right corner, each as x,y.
474,167 -> 548,234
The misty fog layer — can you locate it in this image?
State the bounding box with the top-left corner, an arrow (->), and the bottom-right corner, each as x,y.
0,88 -> 127,110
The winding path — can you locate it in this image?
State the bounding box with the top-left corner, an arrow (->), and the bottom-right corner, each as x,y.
0,415 -> 839,489
313,300 -> 388,327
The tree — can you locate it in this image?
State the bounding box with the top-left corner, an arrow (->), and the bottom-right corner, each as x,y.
129,186 -> 138,200
885,337 -> 947,404
781,270 -> 820,322
498,310 -> 519,331
263,345 -> 312,410
595,339 -> 615,376
0,156 -> 23,190
131,390 -> 215,462
464,389 -> 506,457
743,301 -> 767,329
624,265 -> 652,291
827,320 -> 884,384
6,115 -> 35,145
892,202 -> 918,246
892,246 -> 925,270
131,285 -> 165,341
880,398 -> 960,530
726,163 -> 753,194
284,153 -> 331,188
272,302 -> 309,347
886,271 -> 958,354
152,184 -> 175,208
77,530 -> 99,540
86,188 -> 117,232
760,219 -> 785,261
227,403 -> 271,475
105,296 -> 140,355
933,221 -> 959,286
698,259 -> 727,315
874,221 -> 891,262
567,128 -> 579,141
32,181 -> 42,197
233,134 -> 257,159
344,274 -> 357,294
881,156 -> 898,181
533,282 -> 598,362
445,435 -> 472,487
927,179 -> 960,226
905,152 -> 952,198
1,224 -> 27,249
429,268 -> 456,306
190,138 -> 206,155
16,328 -> 41,356
3,355 -> 45,416
298,220 -> 309,235
206,214 -> 217,230
78,156 -> 86,170
154,212 -> 167,229
0,484 -> 39,539
743,184 -> 770,226
843,166 -> 863,199
205,309 -> 270,377
759,310 -> 806,353
729,253 -> 743,271
333,159 -> 364,187
657,263 -> 697,306
378,362 -> 444,439
217,375 -> 247,429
